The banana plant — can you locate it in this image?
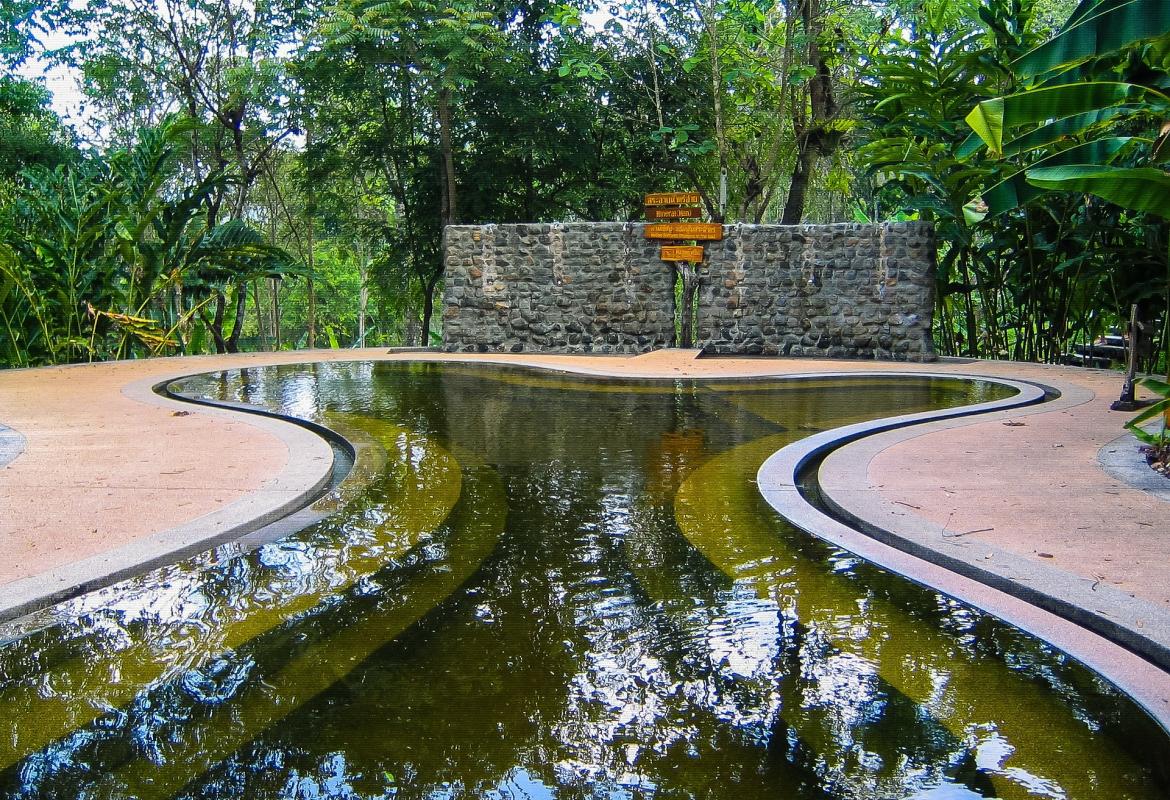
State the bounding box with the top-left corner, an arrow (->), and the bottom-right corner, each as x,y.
961,0 -> 1170,376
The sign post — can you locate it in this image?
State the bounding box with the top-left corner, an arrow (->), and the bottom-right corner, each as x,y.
642,191 -> 715,348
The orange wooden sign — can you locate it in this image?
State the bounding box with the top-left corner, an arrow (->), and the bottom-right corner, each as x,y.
644,191 -> 702,207
643,222 -> 723,240
660,245 -> 705,262
645,206 -> 703,220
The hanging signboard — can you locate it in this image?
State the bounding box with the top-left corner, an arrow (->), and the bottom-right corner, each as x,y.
644,191 -> 702,207
644,206 -> 703,220
643,222 -> 724,241
660,245 -> 705,262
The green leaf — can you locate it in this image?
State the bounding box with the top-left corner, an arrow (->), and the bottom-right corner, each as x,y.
965,82 -> 1169,155
1015,0 -> 1170,79
1026,164 -> 1170,217
965,98 -> 1004,155
979,137 -> 1135,215
1124,397 -> 1170,433
997,106 -> 1132,157
1140,377 -> 1170,395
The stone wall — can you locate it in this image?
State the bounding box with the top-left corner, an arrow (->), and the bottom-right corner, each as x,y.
442,223 -> 675,354
442,221 -> 936,361
700,222 -> 936,360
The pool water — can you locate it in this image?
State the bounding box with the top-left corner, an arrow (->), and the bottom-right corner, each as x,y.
0,362 -> 1166,799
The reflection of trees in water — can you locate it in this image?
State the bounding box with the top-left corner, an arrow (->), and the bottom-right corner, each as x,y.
1,364 -> 1166,799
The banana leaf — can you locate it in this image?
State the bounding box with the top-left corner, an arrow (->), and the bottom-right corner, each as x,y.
1015,0 -> 1170,80
1025,164 -> 1170,218
966,82 -> 1170,155
978,138 -> 1136,215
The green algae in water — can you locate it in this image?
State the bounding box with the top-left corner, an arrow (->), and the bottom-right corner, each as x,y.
0,362 -> 1166,799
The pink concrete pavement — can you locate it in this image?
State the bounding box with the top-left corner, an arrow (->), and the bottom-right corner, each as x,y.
1,348 -> 1166,634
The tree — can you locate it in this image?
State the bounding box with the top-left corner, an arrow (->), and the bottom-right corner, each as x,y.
49,0 -> 315,350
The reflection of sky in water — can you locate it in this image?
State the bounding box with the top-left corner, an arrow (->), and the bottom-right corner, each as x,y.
0,364 -> 1165,800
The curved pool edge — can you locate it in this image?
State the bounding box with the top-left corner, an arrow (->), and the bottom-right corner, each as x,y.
4,350 -> 1167,739
0,375 -> 340,625
757,373 -> 1170,734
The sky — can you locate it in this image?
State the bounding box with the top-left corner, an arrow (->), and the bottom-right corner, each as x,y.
16,24 -> 87,128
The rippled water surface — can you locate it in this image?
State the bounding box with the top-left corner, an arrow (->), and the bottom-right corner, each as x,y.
0,362 -> 1167,799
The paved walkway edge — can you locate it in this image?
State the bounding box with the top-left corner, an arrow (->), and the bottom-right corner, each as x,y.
1099,430 -> 1170,501
757,373 -> 1170,733
0,374 -> 336,624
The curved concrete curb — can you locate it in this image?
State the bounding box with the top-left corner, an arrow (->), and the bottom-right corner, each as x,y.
757,374 -> 1170,733
0,374 -> 337,624
1099,431 -> 1170,502
0,423 -> 24,468
815,378 -> 1170,670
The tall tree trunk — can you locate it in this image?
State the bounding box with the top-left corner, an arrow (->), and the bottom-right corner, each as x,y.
960,253 -> 979,358
420,273 -> 439,347
174,283 -> 187,354
306,125 -> 317,349
697,0 -> 728,221
253,278 -> 265,350
437,85 -> 458,227
404,295 -> 419,347
781,0 -> 837,225
204,292 -> 228,354
781,144 -> 815,225
272,277 -> 281,350
358,249 -> 369,348
226,284 -> 247,353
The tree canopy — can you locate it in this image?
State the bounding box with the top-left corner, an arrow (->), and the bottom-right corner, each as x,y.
0,0 -> 1166,374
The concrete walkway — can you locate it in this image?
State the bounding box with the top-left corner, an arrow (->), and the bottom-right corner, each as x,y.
1,350 -> 1167,686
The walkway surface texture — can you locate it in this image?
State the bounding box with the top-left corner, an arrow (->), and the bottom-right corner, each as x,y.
1,348 -> 1168,719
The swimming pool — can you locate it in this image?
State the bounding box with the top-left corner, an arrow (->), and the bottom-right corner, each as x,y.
0,362 -> 1165,798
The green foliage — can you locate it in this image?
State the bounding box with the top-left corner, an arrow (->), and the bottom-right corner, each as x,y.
957,0 -> 1170,371
0,76 -> 75,179
855,0 -> 1170,368
1026,165 -> 1170,218
0,0 -> 38,67
1125,378 -> 1170,445
1015,0 -> 1170,79
0,119 -> 295,366
5,0 -> 1166,370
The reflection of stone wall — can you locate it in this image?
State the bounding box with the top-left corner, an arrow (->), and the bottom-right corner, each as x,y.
442,221 -> 936,361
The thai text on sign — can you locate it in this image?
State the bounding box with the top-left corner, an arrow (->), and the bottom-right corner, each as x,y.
643,222 -> 724,241
660,245 -> 705,262
644,192 -> 702,207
